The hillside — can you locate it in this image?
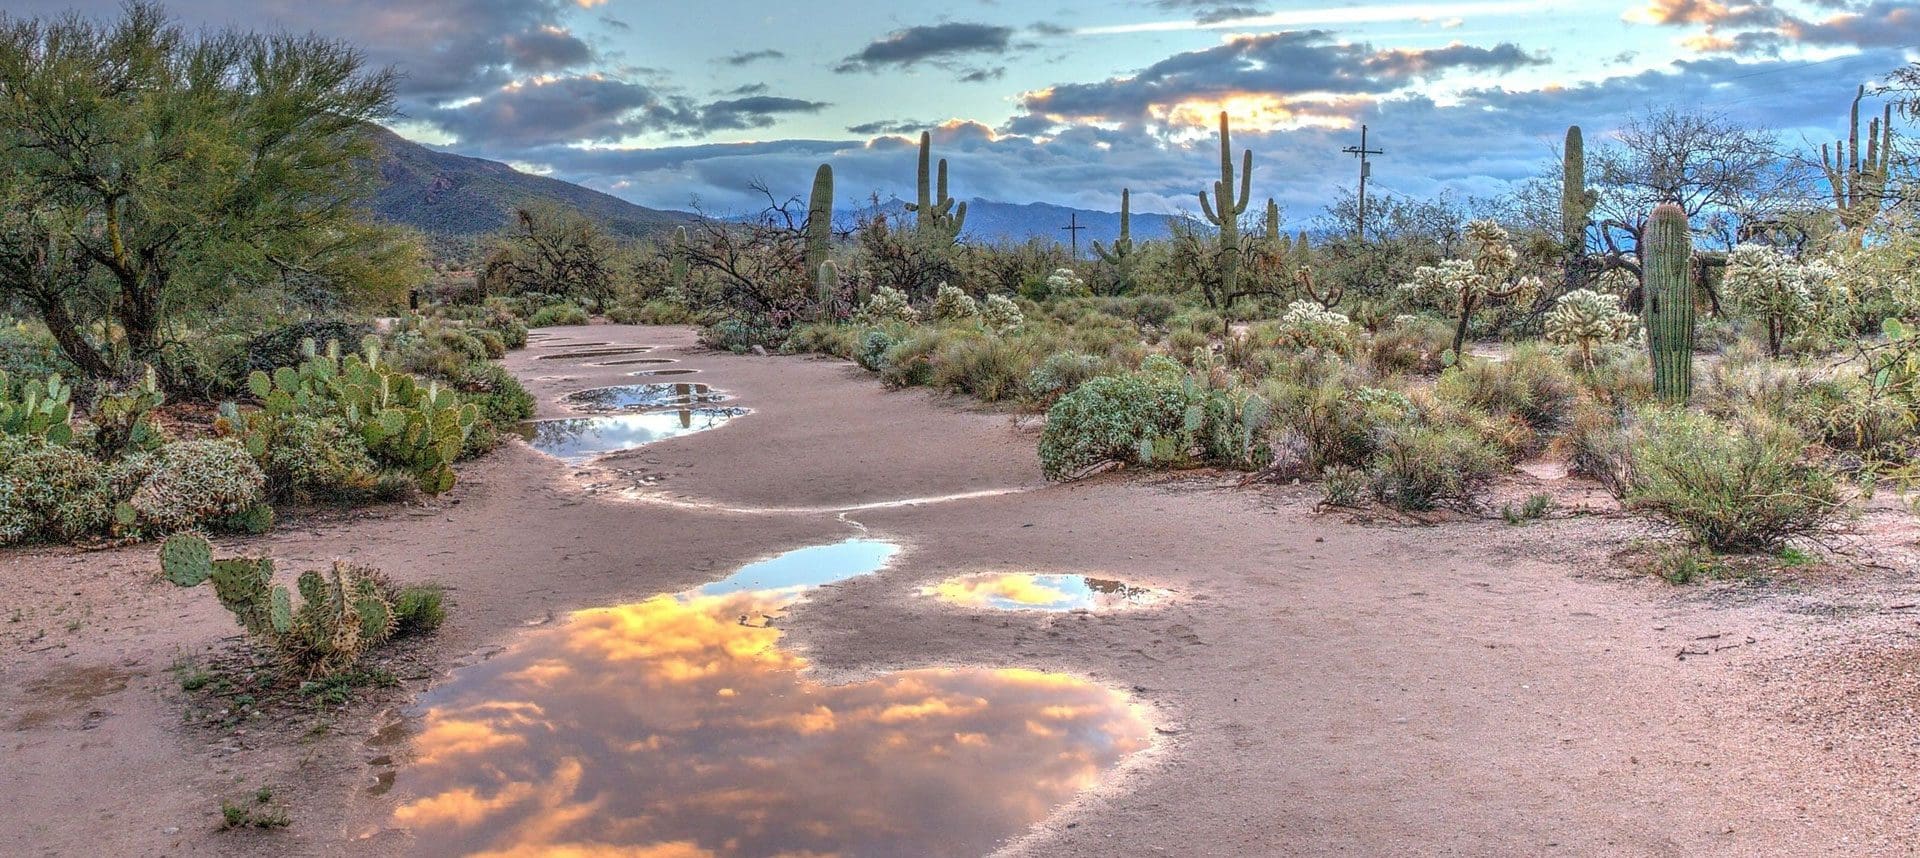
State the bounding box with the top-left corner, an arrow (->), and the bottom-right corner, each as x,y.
366,126 -> 696,257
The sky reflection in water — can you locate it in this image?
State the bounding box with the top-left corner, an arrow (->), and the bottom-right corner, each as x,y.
563,383 -> 726,413
512,408 -> 745,462
924,572 -> 1167,612
391,540 -> 1153,857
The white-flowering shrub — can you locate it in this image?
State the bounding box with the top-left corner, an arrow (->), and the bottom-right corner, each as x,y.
981,293 -> 1024,332
1545,289 -> 1638,365
1723,244 -> 1846,356
929,283 -> 979,322
1045,267 -> 1091,299
855,285 -> 919,324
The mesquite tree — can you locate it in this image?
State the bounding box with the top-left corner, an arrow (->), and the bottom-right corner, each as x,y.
0,3 -> 409,382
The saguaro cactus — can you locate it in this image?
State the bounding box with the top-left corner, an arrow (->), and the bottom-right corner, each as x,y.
1093,188 -> 1139,292
1643,203 -> 1694,403
667,226 -> 690,299
1820,85 -> 1892,245
805,164 -> 833,278
815,260 -> 841,319
1561,126 -> 1596,251
1198,111 -> 1253,300
906,131 -> 966,244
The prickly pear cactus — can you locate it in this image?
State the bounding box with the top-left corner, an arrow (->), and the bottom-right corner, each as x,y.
160,532 -> 214,587
0,369 -> 75,445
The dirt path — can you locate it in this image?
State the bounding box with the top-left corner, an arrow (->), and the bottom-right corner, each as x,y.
4,324 -> 1917,856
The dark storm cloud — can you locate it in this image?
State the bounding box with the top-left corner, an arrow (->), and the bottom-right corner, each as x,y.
428,75 -> 696,147
834,23 -> 1015,73
502,26 -> 593,72
699,96 -> 830,131
1151,1 -> 1268,25
721,49 -> 787,66
1019,30 -> 1547,122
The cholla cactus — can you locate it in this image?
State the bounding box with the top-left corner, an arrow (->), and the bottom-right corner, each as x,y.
1723,244 -> 1845,357
855,285 -> 919,324
1045,267 -> 1090,298
1398,219 -> 1540,358
1596,266 -> 1639,297
929,283 -> 979,322
1545,289 -> 1636,368
981,293 -> 1024,332
1273,300 -> 1356,353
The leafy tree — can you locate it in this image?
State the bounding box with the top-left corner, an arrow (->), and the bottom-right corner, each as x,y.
0,3 -> 410,381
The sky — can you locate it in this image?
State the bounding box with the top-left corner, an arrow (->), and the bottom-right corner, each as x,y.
23,1 -> 1920,223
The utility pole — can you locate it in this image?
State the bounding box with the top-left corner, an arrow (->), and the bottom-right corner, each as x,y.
1343,125 -> 1384,241
1059,211 -> 1087,258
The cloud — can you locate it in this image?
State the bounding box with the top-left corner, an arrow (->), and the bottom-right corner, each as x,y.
502,25 -> 593,72
1625,0 -> 1920,54
1017,30 -> 1546,126
720,49 -> 786,66
1078,0 -> 1568,35
429,75 -> 693,147
834,22 -> 1015,73
1152,1 -> 1271,25
698,96 -> 830,131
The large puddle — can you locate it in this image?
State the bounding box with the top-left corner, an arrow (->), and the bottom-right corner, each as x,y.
564,383 -> 726,413
924,572 -> 1168,612
390,541 -> 1153,856
513,408 -> 746,462
535,347 -> 655,361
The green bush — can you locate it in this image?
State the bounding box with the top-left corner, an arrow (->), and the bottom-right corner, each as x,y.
782,323 -> 865,359
1026,351 -> 1110,403
1625,407 -> 1844,552
1434,344 -> 1577,448
1263,377 -> 1412,475
1365,317 -> 1452,376
126,439 -> 268,534
392,584 -> 447,637
260,415 -> 380,502
1039,368 -> 1192,480
1366,424 -> 1506,511
878,328 -> 948,388
607,299 -> 699,326
528,304 -> 590,327
856,329 -> 900,371
928,333 -> 1035,402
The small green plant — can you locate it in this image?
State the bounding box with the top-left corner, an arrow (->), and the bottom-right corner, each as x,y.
1777,545 -> 1816,567
1502,493 -> 1554,524
1652,544 -> 1712,584
1319,465 -> 1367,507
527,303 -> 590,327
219,788 -> 290,831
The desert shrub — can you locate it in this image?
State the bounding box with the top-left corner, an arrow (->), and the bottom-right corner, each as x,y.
127,440 -> 268,534
472,309 -> 529,349
1263,377 -> 1412,474
930,284 -> 980,322
782,322 -> 865,359
877,328 -> 948,387
528,303 -> 590,327
1625,407 -> 1843,552
456,363 -> 535,427
981,294 -> 1024,332
392,584 -> 447,637
1039,368 -> 1192,479
1167,327 -> 1210,355
1791,373 -> 1916,453
470,328 -> 508,359
1564,403 -> 1633,497
606,299 -> 699,326
1319,465 -> 1367,507
237,321 -> 371,379
0,441 -> 113,543
1026,351 -> 1110,403
856,286 -> 919,324
390,325 -> 491,381
1364,316 -> 1453,376
1435,345 -> 1577,437
856,329 -> 899,371
1366,424 -> 1506,511
928,333 -> 1036,402
259,415 -> 380,502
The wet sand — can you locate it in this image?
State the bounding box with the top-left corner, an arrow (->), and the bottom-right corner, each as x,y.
4,323 -> 1918,856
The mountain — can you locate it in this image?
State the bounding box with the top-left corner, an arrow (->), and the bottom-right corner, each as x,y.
366,126 -> 697,257
871,197 -> 1188,253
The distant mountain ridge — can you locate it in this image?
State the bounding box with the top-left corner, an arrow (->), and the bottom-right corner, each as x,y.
871,197 -> 1187,252
366,126 -> 697,256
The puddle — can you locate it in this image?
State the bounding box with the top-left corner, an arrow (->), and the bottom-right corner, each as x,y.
626,368 -> 700,378
595,357 -> 676,366
563,383 -> 726,413
390,541 -> 1153,857
924,572 -> 1168,612
513,408 -> 747,462
535,347 -> 655,361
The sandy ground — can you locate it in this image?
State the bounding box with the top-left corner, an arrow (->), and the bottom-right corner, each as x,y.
4,323 -> 1919,856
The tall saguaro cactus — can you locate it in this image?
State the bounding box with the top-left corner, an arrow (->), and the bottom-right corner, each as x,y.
1560,126 -> 1596,251
906,131 -> 967,244
1198,112 -> 1253,300
1644,203 -> 1694,404
1093,188 -> 1138,292
805,164 -> 834,279
1820,85 -> 1892,245
667,226 -> 690,300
